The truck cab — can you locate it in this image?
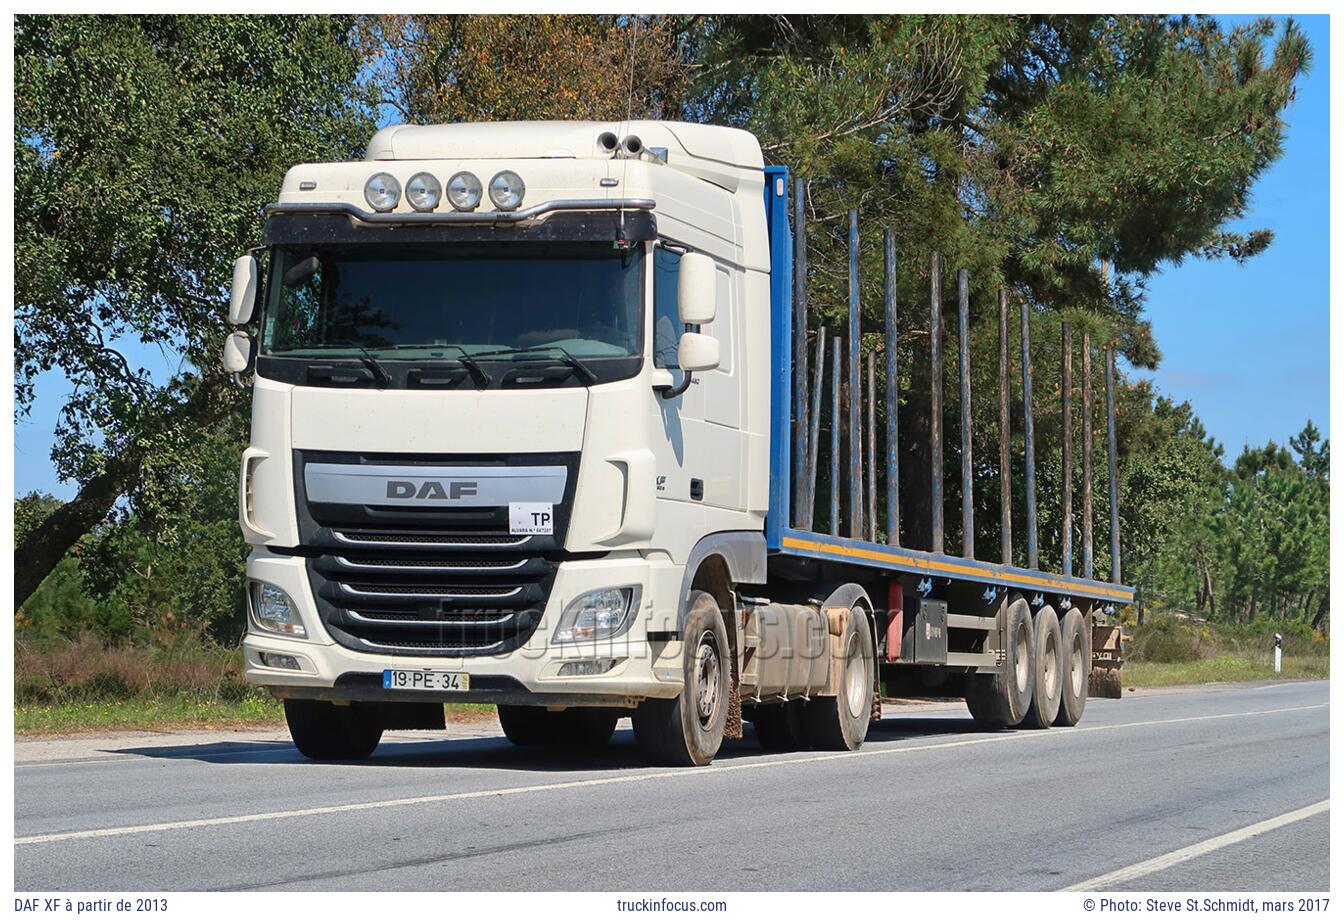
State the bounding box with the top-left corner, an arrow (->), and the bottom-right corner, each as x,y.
230,121 -> 781,764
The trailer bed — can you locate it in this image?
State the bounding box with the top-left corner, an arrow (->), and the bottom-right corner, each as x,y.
761,164 -> 1134,610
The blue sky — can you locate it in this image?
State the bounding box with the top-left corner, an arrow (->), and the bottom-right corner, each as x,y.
1133,14 -> 1330,457
11,14 -> 1331,499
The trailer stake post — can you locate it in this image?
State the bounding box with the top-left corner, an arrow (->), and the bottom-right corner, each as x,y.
848,209 -> 862,539
1082,331 -> 1094,580
1106,344 -> 1122,584
1061,320 -> 1074,576
998,289 -> 1012,565
831,335 -> 842,536
884,229 -> 900,546
957,267 -> 974,559
792,179 -> 809,527
1021,297 -> 1039,570
867,352 -> 877,542
930,252 -> 944,555
807,326 -> 826,528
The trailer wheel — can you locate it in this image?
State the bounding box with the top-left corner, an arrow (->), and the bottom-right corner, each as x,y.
965,597 -> 1035,729
749,700 -> 808,752
632,590 -> 730,766
1019,605 -> 1063,729
284,699 -> 383,761
801,607 -> 874,751
498,706 -> 618,748
1054,608 -> 1090,726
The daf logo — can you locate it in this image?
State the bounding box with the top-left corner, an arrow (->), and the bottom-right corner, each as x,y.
386,480 -> 479,500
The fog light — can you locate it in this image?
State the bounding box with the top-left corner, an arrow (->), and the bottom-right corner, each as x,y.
250,582 -> 307,638
488,170 -> 525,210
260,652 -> 301,670
558,658 -> 620,677
405,172 -> 441,211
364,172 -> 401,212
446,171 -> 482,211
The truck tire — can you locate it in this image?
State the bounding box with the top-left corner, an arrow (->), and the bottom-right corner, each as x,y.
1054,607 -> 1090,726
284,699 -> 383,761
632,590 -> 730,766
1019,605 -> 1063,729
965,597 -> 1035,729
497,706 -> 618,748
801,607 -> 874,751
749,700 -> 807,752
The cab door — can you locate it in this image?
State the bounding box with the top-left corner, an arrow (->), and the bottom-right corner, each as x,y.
700,265 -> 746,510
648,246 -> 707,517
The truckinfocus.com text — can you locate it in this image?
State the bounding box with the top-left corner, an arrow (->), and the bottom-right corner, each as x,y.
616,898 -> 730,912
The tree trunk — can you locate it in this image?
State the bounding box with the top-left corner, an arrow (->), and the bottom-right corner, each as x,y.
14,374 -> 234,612
14,442 -> 148,610
1310,592 -> 1328,631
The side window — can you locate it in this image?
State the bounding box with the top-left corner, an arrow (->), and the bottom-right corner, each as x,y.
653,246 -> 681,368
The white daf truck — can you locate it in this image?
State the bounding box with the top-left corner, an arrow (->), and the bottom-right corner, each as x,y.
224,121 -> 1131,766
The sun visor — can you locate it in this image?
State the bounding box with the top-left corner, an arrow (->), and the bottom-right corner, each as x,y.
263,208 -> 656,247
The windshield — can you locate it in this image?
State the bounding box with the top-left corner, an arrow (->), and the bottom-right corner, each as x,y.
260,243 -> 643,360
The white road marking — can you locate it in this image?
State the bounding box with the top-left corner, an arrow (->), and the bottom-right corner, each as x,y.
1062,799 -> 1330,890
16,702 -> 1326,846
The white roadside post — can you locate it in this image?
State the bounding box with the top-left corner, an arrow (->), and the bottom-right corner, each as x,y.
1274,633 -> 1283,674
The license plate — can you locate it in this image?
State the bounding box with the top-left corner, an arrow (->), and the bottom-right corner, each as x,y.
383,669 -> 470,692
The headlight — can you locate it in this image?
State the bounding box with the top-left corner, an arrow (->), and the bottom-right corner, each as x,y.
405,172 -> 441,211
250,582 -> 307,638
552,586 -> 639,644
446,171 -> 483,211
488,170 -> 525,211
364,172 -> 401,212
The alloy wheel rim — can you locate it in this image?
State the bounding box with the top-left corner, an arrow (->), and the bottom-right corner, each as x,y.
694,629 -> 721,728
844,628 -> 867,719
1014,621 -> 1031,693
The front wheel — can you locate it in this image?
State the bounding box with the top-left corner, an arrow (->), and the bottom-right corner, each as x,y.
632,590 -> 730,766
284,699 -> 383,761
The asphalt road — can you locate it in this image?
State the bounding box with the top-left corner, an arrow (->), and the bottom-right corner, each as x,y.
14,680 -> 1330,892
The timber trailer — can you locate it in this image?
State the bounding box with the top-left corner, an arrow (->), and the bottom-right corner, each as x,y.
223,121 -> 1132,766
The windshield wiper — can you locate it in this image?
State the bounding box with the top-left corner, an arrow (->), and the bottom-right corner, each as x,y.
277,341 -> 392,388
379,344 -> 491,388
470,345 -> 599,386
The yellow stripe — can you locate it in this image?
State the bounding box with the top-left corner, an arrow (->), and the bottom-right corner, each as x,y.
780,535 -> 1134,602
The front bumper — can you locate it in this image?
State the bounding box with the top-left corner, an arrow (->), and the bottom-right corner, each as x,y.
243,550 -> 683,707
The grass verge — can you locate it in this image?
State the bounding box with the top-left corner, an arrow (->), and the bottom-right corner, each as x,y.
1120,655 -> 1329,688
15,694 -> 498,735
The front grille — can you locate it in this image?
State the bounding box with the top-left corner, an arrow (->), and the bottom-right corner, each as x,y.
333,531 -> 531,548
294,450 -> 579,659
338,557 -> 528,571
307,552 -> 555,656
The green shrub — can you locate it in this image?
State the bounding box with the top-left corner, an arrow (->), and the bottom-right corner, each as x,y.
1130,617 -> 1204,663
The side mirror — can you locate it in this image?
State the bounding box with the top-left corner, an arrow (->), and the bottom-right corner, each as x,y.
677,332 -> 720,372
228,255 -> 259,325
677,252 -> 716,325
223,330 -> 254,374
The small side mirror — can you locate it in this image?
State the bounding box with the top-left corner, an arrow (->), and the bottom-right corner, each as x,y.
677,252 -> 716,325
223,330 -> 254,374
677,332 -> 720,372
228,255 -> 259,325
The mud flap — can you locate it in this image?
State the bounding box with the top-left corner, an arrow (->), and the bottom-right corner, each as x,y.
725,680 -> 743,739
